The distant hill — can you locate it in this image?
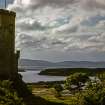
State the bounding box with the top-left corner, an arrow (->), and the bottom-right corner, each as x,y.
19,59 -> 105,69
19,59 -> 55,67
56,61 -> 105,68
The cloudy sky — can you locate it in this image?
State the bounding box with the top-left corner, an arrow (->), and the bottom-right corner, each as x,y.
3,0 -> 105,61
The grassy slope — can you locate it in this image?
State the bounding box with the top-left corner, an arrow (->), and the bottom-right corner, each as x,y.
0,74 -> 66,105
31,85 -> 77,105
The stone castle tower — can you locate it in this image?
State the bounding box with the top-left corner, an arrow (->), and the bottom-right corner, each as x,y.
0,9 -> 19,79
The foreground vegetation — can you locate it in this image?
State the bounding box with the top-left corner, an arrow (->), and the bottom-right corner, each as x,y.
0,80 -> 24,105
31,83 -> 105,105
1,70 -> 105,105
30,72 -> 105,105
30,85 -> 78,105
0,75 -> 66,105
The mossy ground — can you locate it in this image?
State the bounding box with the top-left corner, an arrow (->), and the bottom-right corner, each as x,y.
31,84 -> 78,105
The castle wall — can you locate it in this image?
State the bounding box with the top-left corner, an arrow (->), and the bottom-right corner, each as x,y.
0,9 -> 18,78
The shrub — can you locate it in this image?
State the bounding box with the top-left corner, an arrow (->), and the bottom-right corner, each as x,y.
79,82 -> 105,105
0,80 -> 25,105
54,84 -> 63,97
65,73 -> 89,92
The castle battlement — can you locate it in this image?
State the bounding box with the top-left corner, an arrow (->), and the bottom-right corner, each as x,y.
0,9 -> 16,17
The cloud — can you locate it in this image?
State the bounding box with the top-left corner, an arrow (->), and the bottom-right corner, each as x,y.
21,0 -> 78,8
8,0 -> 105,12
82,0 -> 105,10
7,0 -> 105,61
11,0 -> 105,10
16,18 -> 48,31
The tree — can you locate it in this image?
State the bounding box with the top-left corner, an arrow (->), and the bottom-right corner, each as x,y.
65,73 -> 89,92
79,82 -> 105,105
54,84 -> 63,97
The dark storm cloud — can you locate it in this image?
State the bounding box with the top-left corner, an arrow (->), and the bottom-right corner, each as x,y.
81,15 -> 105,26
26,0 -> 105,10
29,0 -> 78,8
82,0 -> 105,10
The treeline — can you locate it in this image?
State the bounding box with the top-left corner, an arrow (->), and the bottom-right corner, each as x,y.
39,68 -> 105,76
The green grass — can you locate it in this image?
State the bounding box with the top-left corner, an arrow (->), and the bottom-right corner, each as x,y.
31,85 -> 78,105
